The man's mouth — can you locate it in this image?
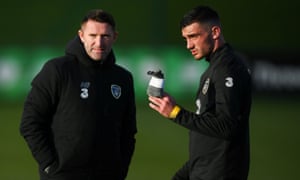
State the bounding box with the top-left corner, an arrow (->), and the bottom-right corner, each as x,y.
93,48 -> 104,53
191,50 -> 197,56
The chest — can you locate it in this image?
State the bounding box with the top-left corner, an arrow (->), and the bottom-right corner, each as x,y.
60,64 -> 127,107
196,68 -> 216,114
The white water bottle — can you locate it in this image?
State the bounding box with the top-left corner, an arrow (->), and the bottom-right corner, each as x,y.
147,70 -> 164,98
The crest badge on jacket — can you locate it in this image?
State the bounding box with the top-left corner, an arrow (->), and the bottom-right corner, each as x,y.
202,78 -> 210,95
111,84 -> 121,99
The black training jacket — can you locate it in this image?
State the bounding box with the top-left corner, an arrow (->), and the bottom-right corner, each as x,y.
20,36 -> 137,180
174,44 -> 252,179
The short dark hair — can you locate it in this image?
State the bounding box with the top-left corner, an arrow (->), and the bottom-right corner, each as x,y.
81,9 -> 116,30
180,6 -> 220,29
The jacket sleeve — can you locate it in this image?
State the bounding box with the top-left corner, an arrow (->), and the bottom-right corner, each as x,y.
120,73 -> 137,178
20,60 -> 60,170
173,63 -> 251,140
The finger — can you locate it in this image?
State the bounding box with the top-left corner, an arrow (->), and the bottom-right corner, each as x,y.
149,96 -> 162,105
149,102 -> 159,112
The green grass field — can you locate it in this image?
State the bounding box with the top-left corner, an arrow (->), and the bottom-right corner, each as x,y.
0,94 -> 299,180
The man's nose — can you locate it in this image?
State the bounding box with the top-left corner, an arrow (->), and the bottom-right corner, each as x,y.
186,39 -> 193,49
95,36 -> 104,46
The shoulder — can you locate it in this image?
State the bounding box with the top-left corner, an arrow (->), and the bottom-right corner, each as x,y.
33,55 -> 76,82
40,55 -> 77,75
218,49 -> 249,74
213,51 -> 251,85
113,64 -> 134,80
45,55 -> 75,68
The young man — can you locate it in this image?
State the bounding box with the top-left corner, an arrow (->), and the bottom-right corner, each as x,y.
20,9 -> 137,180
148,6 -> 252,180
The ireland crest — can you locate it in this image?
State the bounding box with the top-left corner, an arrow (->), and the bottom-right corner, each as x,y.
111,84 -> 121,99
202,78 -> 210,95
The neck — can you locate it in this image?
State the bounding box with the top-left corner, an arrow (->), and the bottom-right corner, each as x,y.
213,36 -> 226,52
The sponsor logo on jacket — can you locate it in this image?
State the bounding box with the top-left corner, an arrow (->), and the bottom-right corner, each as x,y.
80,81 -> 90,99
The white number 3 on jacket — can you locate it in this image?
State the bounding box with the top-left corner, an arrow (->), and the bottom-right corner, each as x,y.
225,77 -> 234,87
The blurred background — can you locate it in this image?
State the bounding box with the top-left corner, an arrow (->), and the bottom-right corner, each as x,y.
1,0 -> 300,179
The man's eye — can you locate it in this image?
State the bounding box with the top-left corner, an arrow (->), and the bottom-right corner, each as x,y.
103,35 -> 110,38
191,34 -> 200,39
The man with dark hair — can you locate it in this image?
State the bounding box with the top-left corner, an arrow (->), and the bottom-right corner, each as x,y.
148,6 -> 252,180
20,9 -> 137,180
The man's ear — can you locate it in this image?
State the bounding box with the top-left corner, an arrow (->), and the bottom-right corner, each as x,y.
113,31 -> 119,42
78,30 -> 84,43
211,26 -> 221,40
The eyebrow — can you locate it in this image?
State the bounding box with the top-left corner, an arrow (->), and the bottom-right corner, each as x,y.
184,32 -> 202,39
